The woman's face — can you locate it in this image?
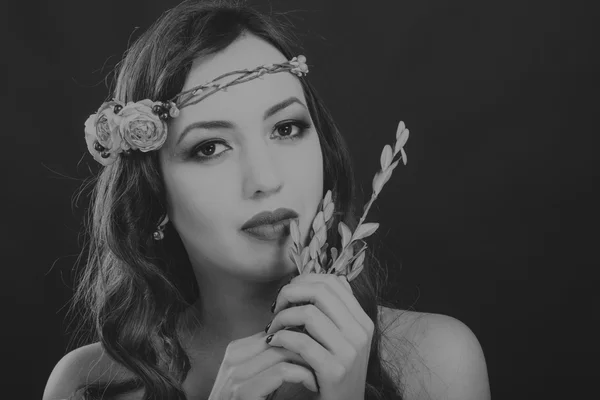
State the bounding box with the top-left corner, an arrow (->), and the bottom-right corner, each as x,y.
158,34 -> 323,281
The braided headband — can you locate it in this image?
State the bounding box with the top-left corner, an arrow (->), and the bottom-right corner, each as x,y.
84,55 -> 309,166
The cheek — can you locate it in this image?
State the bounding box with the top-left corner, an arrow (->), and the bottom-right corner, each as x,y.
163,169 -> 237,234
296,137 -> 324,207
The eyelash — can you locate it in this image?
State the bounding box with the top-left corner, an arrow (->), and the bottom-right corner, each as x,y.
190,120 -> 312,162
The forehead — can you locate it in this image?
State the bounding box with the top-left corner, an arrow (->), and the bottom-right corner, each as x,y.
178,34 -> 305,116
183,34 -> 291,90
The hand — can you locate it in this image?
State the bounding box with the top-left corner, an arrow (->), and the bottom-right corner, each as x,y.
266,273 -> 374,400
207,331 -> 319,400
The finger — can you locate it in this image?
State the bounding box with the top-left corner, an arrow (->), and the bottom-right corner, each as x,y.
233,346 -> 310,381
267,304 -> 354,357
273,282 -> 350,330
272,282 -> 370,346
266,328 -> 346,384
282,274 -> 373,333
223,331 -> 275,365
241,362 -> 319,398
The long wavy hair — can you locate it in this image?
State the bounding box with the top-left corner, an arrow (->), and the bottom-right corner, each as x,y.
67,0 -> 407,399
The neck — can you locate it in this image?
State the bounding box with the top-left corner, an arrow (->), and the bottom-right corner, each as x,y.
179,265 -> 294,347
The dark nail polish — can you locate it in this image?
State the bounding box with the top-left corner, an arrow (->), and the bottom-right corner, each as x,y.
270,301 -> 276,313
265,321 -> 272,333
266,334 -> 274,343
276,284 -> 284,294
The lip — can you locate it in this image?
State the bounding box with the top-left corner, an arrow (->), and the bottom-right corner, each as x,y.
242,219 -> 293,241
241,207 -> 299,230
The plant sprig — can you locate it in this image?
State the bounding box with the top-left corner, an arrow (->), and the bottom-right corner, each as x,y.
287,121 -> 410,282
265,122 -> 408,400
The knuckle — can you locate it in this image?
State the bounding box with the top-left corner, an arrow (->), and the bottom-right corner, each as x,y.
224,340 -> 240,356
228,366 -> 242,382
290,332 -> 309,353
280,283 -> 293,297
299,334 -> 312,352
278,362 -> 292,376
230,383 -> 242,400
330,362 -> 347,382
317,281 -> 331,294
304,304 -> 319,321
356,329 -> 370,346
345,345 -> 358,361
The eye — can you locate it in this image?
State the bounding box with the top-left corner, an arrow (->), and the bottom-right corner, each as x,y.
193,140 -> 230,160
272,120 -> 311,140
190,119 -> 311,162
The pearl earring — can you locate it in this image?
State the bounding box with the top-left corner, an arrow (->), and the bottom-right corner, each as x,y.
153,214 -> 170,241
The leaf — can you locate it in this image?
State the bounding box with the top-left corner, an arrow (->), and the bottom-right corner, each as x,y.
330,247 -> 353,274
380,167 -> 393,189
338,221 -> 352,248
352,222 -> 379,241
288,250 -> 296,265
346,262 -> 364,282
316,225 -> 327,247
348,241 -> 367,264
312,211 -> 325,233
314,256 -> 322,273
304,259 -> 316,274
320,251 -> 328,268
290,219 -> 300,246
398,128 -> 409,148
330,247 -> 338,264
380,144 -> 393,171
352,250 -> 366,271
323,202 -> 334,223
301,246 -> 310,267
309,235 -> 320,260
372,172 -> 385,195
394,139 -> 403,156
288,248 -> 302,274
396,121 -> 406,141
400,147 -> 407,165
323,190 -> 332,207
292,252 -> 303,271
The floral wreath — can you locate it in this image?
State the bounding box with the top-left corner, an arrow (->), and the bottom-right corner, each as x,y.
84,56 -> 309,166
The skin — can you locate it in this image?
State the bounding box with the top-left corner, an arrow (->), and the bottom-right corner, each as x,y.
158,33 -> 324,346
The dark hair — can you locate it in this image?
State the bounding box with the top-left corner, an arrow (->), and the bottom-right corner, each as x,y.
67,0 -> 407,399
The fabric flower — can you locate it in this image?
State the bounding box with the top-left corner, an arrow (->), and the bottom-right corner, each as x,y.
83,100 -> 125,166
168,101 -> 180,118
290,55 -> 309,77
118,99 -> 168,152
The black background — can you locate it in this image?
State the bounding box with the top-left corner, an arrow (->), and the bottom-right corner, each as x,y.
3,0 -> 598,399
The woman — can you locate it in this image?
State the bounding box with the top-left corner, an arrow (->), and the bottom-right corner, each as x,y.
44,1 -> 490,399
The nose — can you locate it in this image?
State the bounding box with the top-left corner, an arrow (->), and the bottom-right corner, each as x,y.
241,141 -> 284,199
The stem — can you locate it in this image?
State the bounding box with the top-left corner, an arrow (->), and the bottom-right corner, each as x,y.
357,191 -> 378,228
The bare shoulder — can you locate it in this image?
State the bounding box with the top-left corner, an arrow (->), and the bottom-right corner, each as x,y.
377,306 -> 491,400
43,342 -> 139,400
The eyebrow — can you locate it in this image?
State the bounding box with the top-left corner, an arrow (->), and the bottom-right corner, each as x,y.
176,96 -> 307,146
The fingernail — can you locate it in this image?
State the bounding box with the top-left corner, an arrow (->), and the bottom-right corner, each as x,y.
270,300 -> 276,313
276,284 -> 284,294
265,321 -> 272,333
266,334 -> 274,344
